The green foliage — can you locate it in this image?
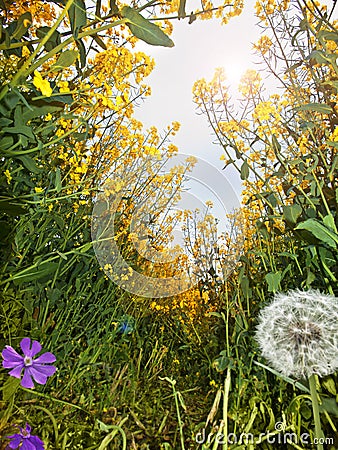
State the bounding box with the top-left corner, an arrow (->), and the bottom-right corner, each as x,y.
1,1 -> 337,449
121,6 -> 175,47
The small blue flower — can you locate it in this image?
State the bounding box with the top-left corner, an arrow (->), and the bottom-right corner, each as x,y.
117,315 -> 135,335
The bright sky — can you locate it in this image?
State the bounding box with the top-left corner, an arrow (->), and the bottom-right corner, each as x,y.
134,2 -> 259,227
133,1 -> 337,230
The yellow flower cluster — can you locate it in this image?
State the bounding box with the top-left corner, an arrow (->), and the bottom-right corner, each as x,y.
1,0 -> 56,25
253,101 -> 277,122
238,69 -> 261,98
33,70 -> 53,97
150,287 -> 217,325
253,35 -> 272,55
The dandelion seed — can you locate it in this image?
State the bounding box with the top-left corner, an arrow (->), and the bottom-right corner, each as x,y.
6,423 -> 44,450
255,289 -> 338,379
2,337 -> 56,389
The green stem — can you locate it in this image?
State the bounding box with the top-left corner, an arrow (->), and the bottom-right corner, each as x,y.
308,374 -> 324,450
0,0 -> 75,101
222,368 -> 231,450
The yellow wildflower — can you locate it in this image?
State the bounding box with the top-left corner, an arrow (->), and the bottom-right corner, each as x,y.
34,187 -> 44,194
33,70 -> 53,97
4,169 -> 12,184
57,80 -> 70,93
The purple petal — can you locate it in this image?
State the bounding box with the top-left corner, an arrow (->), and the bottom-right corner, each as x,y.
2,346 -> 24,364
27,365 -> 55,385
21,369 -> 34,388
3,358 -> 24,369
20,338 -> 31,355
21,440 -> 36,450
23,423 -> 32,434
32,364 -> 56,376
20,338 -> 42,358
24,367 -> 47,386
28,435 -> 45,449
34,352 -> 56,364
8,364 -> 24,378
7,434 -> 22,448
6,433 -> 19,440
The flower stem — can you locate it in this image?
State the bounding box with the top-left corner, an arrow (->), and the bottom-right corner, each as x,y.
222,368 -> 231,450
308,374 -> 324,450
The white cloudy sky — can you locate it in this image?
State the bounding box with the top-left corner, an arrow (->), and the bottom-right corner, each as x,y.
133,1 -> 336,227
133,1 -> 260,224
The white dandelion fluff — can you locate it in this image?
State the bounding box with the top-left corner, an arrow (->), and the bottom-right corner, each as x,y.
255,289 -> 338,379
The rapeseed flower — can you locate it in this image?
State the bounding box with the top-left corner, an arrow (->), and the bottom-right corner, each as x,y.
33,70 -> 53,97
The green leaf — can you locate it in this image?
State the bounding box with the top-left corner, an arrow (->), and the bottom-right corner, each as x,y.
0,136 -> 14,150
22,104 -> 63,122
75,38 -> 86,68
271,134 -> 281,152
317,30 -> 338,43
79,242 -> 92,253
300,402 -> 312,420
55,167 -> 62,192
283,204 -> 302,225
0,197 -> 27,215
308,49 -> 330,65
0,117 -> 13,127
212,354 -> 232,372
121,6 -> 174,47
319,398 -> 338,417
51,49 -> 79,72
3,91 -> 20,111
17,155 -> 40,173
2,125 -> 35,141
36,26 -> 61,52
295,219 -> 338,248
265,271 -> 282,293
93,34 -> 107,50
296,103 -> 333,114
68,0 -> 87,39
12,261 -> 59,284
240,160 -> 249,180
12,12 -> 32,40
323,213 -> 337,232
306,270 -> 316,286
322,377 -> 337,396
2,377 -> 21,401
240,275 -> 250,297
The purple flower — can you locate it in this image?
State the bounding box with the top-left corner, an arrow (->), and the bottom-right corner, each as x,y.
6,423 -> 44,449
2,338 -> 56,389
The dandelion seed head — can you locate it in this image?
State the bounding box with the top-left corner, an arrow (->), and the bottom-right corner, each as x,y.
255,289 -> 338,378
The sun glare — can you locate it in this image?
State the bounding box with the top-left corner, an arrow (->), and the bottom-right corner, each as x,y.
223,63 -> 247,87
